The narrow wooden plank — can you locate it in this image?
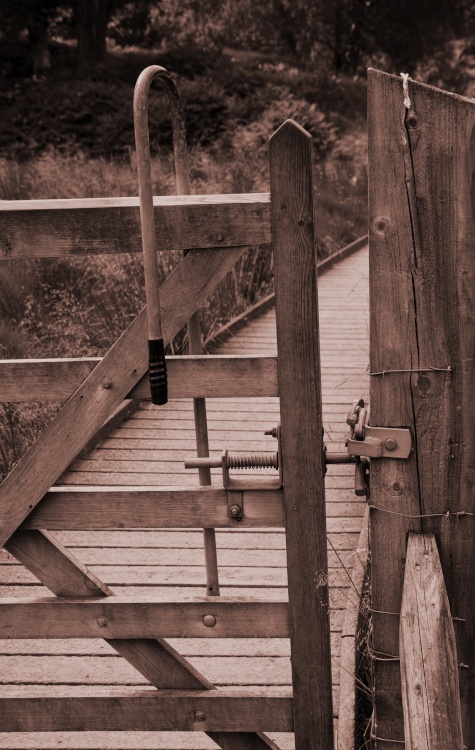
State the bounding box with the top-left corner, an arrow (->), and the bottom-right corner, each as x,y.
0,193 -> 271,260
0,355 -> 279,403
400,533 -> 463,750
0,689 -> 293,732
0,598 -> 290,639
368,69 -> 475,746
22,487 -> 285,529
0,246 -> 246,547
270,120 -> 333,750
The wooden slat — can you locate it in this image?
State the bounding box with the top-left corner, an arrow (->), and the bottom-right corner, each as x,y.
0,355 -> 278,402
400,533 -> 463,750
0,193 -> 271,260
270,120 -> 333,750
0,246 -> 246,547
0,689 -> 292,733
368,69 -> 475,746
22,487 -> 285,529
0,597 -> 289,639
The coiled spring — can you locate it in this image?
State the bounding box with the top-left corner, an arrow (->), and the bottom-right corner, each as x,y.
225,452 -> 279,470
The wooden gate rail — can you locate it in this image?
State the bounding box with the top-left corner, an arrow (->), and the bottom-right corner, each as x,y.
0,120 -> 334,749
0,193 -> 270,259
0,354 -> 279,401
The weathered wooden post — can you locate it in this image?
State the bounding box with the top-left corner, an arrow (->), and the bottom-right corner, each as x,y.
368,69 -> 474,748
270,120 -> 334,750
400,533 -> 463,749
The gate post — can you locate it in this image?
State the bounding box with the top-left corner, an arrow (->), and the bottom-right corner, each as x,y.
368,70 -> 475,747
269,120 -> 334,750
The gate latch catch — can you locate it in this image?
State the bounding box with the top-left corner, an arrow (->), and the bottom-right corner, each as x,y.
346,399 -> 412,459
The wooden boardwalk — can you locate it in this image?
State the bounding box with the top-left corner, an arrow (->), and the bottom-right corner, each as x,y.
0,244 -> 369,750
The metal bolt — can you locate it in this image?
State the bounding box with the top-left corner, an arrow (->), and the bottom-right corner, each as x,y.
229,504 -> 241,517
407,114 -> 418,128
384,438 -> 398,451
264,427 -> 277,438
392,482 -> 401,493
102,377 -> 114,390
96,616 -> 108,627
202,614 -> 217,628
216,233 -> 224,242
194,711 -> 206,722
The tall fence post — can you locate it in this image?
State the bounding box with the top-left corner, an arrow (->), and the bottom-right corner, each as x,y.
368,69 -> 475,747
270,120 -> 334,750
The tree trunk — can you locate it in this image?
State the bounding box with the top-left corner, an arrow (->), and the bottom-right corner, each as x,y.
28,10 -> 51,77
74,0 -> 112,72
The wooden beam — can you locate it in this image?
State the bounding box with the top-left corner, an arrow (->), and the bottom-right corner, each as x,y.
21,487 -> 285,530
400,533 -> 463,750
0,246 -> 246,547
368,69 -> 475,745
0,597 -> 289,639
0,689 -> 293,733
0,355 -> 279,402
0,193 -> 271,259
5,528 -> 282,749
270,119 -> 334,750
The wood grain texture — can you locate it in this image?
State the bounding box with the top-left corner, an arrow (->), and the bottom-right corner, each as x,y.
400,534 -> 463,750
0,193 -> 270,259
0,355 -> 279,402
0,598 -> 290,639
0,246 -> 246,547
368,69 -> 475,747
22,487 -> 285,529
270,120 -> 334,750
0,689 -> 293,732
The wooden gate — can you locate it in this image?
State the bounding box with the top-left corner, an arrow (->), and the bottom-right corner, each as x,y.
0,121 -> 334,749
368,71 -> 474,748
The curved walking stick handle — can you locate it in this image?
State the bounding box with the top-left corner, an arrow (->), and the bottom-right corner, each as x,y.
134,66 -> 190,405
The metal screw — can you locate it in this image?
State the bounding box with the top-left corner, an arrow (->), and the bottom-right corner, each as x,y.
392,482 -> 401,493
264,427 -> 277,438
202,614 -> 217,628
229,504 -> 241,517
96,616 -> 108,627
216,233 -> 224,242
102,378 -> 113,390
384,438 -> 398,451
194,711 -> 206,722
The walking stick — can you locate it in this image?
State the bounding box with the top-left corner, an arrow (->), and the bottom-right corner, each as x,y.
134,66 -> 220,594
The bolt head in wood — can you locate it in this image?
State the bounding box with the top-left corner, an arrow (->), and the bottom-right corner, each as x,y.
102,378 -> 114,389
194,711 -> 206,722
229,504 -> 241,517
384,438 -> 398,450
96,616 -> 108,627
202,614 -> 217,628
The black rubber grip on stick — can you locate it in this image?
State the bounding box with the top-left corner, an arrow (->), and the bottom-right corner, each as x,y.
148,338 -> 168,405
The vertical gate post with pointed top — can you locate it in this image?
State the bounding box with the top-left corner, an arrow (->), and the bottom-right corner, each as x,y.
270,119 -> 334,750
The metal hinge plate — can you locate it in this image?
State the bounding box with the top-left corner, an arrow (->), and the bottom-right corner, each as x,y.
347,426 -> 412,459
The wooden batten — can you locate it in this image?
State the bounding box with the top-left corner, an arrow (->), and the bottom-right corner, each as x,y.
0,354 -> 279,402
400,533 -> 464,750
0,689 -> 293,733
0,597 -> 290,639
21,486 -> 285,530
0,192 -> 271,259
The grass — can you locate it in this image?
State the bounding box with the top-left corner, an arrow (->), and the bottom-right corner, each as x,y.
0,47 -> 369,479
